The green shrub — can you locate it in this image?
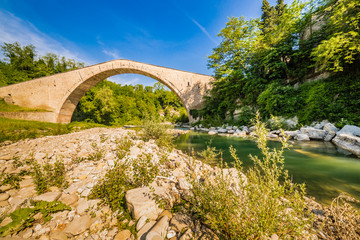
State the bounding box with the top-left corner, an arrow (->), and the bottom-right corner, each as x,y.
87,142 -> 104,161
187,114 -> 312,239
0,201 -> 70,237
89,153 -> 161,212
141,117 -> 174,151
32,159 -> 68,194
115,136 -> 133,160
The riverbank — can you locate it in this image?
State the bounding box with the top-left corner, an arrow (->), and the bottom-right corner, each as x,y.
185,120 -> 360,159
0,127 -> 358,239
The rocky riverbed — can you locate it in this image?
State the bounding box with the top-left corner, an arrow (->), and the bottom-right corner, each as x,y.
0,127 -> 357,239
0,127 -> 223,240
186,121 -> 360,158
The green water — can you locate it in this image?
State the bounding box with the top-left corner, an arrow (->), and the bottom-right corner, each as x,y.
174,131 -> 360,205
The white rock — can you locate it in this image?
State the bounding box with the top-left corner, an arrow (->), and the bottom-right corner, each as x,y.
208,130 -> 217,135
337,125 -> 360,137
323,123 -> 338,141
300,127 -> 326,140
332,134 -> 360,157
167,230 -> 177,239
295,134 -> 310,141
217,128 -> 227,133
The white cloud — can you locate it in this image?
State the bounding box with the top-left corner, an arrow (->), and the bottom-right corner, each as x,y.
0,9 -> 91,64
102,49 -> 121,59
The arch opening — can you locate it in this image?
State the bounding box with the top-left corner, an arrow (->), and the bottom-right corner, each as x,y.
57,68 -> 190,124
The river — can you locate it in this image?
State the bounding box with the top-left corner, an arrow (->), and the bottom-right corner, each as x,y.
174,131 -> 360,205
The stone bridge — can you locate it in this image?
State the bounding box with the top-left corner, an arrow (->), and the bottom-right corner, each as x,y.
0,59 -> 213,123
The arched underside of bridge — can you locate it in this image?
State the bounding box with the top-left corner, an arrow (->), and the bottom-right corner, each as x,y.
0,60 -> 213,123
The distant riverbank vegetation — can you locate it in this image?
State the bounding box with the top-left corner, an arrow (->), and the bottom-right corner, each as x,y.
193,0 -> 360,128
0,42 -> 188,125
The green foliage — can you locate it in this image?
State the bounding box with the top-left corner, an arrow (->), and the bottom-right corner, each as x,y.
0,172 -> 26,190
198,145 -> 220,163
297,71 -> 360,125
234,106 -> 256,126
0,201 -> 70,237
87,142 -> 104,161
115,136 -> 133,160
89,153 -> 161,212
0,117 -> 106,144
141,117 -> 174,151
0,99 -> 46,112
31,159 -> 68,194
72,80 -> 187,125
131,153 -> 161,187
201,0 -> 359,126
0,42 -> 84,86
257,83 -> 301,117
312,0 -> 360,72
187,114 -> 312,239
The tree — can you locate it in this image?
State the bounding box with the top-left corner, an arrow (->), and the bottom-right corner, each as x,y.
312,0 -> 360,72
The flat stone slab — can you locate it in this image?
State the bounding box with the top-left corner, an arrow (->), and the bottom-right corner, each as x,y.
33,191 -> 62,202
64,215 -> 92,236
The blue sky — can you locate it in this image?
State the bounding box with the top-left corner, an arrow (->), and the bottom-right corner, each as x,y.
0,0 -> 283,86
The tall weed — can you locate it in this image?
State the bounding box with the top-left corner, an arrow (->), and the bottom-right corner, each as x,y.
188,113 -> 313,239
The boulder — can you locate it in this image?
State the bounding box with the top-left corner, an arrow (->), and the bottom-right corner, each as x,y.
295,134 -> 310,141
126,187 -> 169,221
337,125 -> 360,137
282,130 -> 300,139
217,128 -> 227,133
312,120 -> 328,129
332,134 -> 360,157
323,123 -> 339,141
208,130 -> 217,135
227,130 -> 235,134
300,127 -> 326,140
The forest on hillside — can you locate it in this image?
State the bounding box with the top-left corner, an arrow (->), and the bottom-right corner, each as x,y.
0,42 -> 187,125
195,0 -> 360,127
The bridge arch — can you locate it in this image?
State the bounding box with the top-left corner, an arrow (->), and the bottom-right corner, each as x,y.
0,59 -> 213,123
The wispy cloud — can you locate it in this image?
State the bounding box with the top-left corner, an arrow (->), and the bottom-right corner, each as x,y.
170,0 -> 218,45
188,17 -> 217,44
0,9 -> 92,64
102,49 -> 121,59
